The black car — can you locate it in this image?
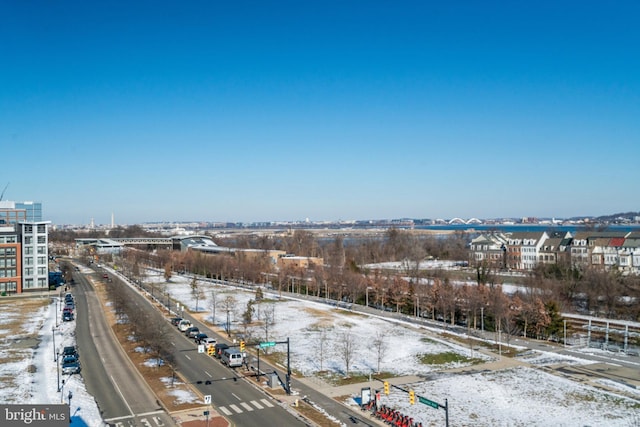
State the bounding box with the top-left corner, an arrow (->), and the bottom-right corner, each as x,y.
213,343 -> 229,359
194,333 -> 208,344
63,311 -> 74,321
62,346 -> 79,359
170,317 -> 183,327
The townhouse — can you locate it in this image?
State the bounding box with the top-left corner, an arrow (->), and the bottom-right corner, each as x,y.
470,230 -> 640,274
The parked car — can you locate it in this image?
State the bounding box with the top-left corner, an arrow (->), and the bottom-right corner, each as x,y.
213,343 -> 229,359
62,311 -> 74,322
62,359 -> 81,375
170,317 -> 183,327
185,327 -> 200,338
178,319 -> 192,332
62,346 -> 78,359
194,333 -> 208,344
203,337 -> 217,348
62,354 -> 78,365
102,273 -> 109,279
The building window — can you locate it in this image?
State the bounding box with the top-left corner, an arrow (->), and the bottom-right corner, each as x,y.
25,267 -> 33,276
37,236 -> 46,244
38,277 -> 47,287
37,267 -> 46,275
24,225 -> 33,233
23,278 -> 34,289
24,236 -> 32,245
24,257 -> 33,266
37,224 -> 46,233
37,256 -> 46,265
24,247 -> 33,255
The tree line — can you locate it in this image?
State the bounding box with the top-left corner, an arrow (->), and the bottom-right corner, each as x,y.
55,227 -> 640,345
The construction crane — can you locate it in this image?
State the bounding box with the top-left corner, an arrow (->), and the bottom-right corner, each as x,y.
0,182 -> 8,201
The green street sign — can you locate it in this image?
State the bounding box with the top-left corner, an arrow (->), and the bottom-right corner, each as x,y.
259,341 -> 276,348
418,396 -> 439,409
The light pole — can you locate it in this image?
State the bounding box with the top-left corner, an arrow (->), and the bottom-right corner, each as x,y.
52,327 -> 56,362
481,306 -> 484,332
56,353 -> 61,392
563,319 -> 567,348
365,287 -> 372,308
68,390 -> 73,407
226,308 -> 230,337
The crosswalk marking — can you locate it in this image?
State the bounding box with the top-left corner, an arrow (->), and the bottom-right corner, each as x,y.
219,399 -> 275,416
240,402 -> 254,411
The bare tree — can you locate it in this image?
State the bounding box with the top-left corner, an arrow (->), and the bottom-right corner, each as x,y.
164,262 -> 172,282
260,303 -> 276,348
190,276 -> 204,312
335,330 -> 357,378
221,295 -> 237,336
314,326 -> 331,372
372,330 -> 388,374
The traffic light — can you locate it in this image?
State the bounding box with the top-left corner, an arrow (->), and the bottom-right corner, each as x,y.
240,340 -> 245,352
383,381 -> 389,395
409,390 -> 415,405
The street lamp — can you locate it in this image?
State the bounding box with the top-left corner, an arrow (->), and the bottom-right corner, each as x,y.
564,319 -> 567,348
68,390 -> 73,407
56,353 -> 61,392
365,287 -> 372,308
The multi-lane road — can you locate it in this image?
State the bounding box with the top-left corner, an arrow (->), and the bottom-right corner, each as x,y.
72,265 -> 310,427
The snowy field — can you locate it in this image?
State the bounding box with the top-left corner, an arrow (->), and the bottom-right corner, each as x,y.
149,269 -> 640,427
1,267 -> 639,427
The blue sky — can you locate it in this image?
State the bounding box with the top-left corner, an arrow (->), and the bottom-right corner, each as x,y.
2,1 -> 639,225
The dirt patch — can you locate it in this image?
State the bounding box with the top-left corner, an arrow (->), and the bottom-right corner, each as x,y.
302,307 -> 335,329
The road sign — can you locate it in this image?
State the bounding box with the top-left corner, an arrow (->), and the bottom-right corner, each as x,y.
204,395 -> 211,404
259,341 -> 276,348
198,345 -> 205,353
418,396 -> 439,409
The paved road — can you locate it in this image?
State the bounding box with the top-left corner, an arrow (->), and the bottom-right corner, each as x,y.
73,269 -> 176,427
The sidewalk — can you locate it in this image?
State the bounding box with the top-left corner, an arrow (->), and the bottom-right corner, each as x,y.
172,407 -> 229,427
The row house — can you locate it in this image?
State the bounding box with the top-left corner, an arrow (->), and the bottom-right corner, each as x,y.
505,232 -> 550,270
470,230 -> 640,274
468,233 -> 508,269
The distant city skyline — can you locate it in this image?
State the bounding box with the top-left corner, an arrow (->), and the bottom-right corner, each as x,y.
2,2 -> 639,225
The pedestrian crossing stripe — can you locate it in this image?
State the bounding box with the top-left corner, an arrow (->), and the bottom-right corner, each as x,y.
218,399 -> 276,415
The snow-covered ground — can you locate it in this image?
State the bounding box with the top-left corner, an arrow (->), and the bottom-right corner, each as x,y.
0,295 -> 104,426
149,269 -> 640,427
2,267 -> 639,427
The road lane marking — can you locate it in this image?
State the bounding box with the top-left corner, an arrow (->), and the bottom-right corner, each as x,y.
260,398 -> 274,407
111,376 -> 134,415
240,402 -> 254,411
229,404 -> 243,414
232,392 -> 241,401
184,354 -> 191,360
250,400 -> 264,409
204,371 -> 212,377
219,407 -> 232,416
